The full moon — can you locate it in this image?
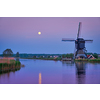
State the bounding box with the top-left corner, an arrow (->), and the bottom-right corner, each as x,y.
38,32 -> 41,35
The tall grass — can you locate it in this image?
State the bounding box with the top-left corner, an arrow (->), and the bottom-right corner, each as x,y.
0,60 -> 21,74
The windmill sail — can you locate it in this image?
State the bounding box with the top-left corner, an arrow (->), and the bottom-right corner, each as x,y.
85,40 -> 93,43
77,22 -> 81,38
62,38 -> 75,41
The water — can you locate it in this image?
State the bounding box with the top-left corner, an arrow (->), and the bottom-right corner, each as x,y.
0,59 -> 100,84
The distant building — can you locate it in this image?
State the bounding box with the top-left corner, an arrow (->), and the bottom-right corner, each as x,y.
87,55 -> 96,59
53,56 -> 58,58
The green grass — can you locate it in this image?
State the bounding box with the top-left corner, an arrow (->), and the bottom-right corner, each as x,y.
74,59 -> 88,61
75,59 -> 100,62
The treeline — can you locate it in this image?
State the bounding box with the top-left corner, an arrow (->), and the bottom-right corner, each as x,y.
0,52 -> 74,58
17,54 -> 62,58
0,53 -> 99,59
0,48 -> 99,59
62,53 -> 74,58
0,53 -> 62,58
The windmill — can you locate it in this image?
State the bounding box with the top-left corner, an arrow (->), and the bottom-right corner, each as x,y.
62,22 -> 93,59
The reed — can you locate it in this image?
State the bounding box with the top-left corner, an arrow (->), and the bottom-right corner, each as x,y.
0,59 -> 21,74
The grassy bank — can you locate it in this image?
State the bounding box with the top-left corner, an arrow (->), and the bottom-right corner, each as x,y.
0,60 -> 21,66
75,59 -> 100,62
0,59 -> 21,73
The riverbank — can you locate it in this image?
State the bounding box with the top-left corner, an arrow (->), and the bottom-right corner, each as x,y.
21,57 -> 62,61
0,58 -> 22,73
75,59 -> 100,62
21,57 -> 100,62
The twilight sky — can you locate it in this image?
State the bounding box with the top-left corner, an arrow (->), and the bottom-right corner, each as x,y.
0,17 -> 100,54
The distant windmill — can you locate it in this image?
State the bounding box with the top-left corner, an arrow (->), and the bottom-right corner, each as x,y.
62,22 -> 93,59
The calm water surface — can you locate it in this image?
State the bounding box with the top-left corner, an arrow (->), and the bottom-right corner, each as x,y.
0,59 -> 100,84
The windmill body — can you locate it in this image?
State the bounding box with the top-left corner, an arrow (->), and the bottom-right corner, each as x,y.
75,38 -> 87,58
62,22 -> 93,59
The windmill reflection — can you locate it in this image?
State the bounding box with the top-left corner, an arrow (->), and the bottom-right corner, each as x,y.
75,62 -> 86,84
61,61 -> 87,84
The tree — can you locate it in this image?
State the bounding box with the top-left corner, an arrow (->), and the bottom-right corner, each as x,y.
3,49 -> 13,57
16,52 -> 20,61
62,54 -> 66,58
16,52 -> 19,57
93,53 -> 98,59
66,53 -> 74,58
62,53 -> 74,58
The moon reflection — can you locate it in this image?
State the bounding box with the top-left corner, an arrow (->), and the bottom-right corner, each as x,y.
39,73 -> 42,84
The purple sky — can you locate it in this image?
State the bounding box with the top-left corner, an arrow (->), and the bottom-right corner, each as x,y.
0,17 -> 100,54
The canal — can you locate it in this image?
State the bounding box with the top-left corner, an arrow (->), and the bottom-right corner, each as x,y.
0,59 -> 100,84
